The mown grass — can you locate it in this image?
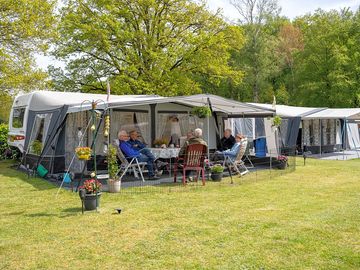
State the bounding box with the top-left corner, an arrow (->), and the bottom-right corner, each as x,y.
1,158 -> 359,270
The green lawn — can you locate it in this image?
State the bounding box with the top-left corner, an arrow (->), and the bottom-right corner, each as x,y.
1,158 -> 359,270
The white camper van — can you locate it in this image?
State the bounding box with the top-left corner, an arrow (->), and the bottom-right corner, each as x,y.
8,92 -> 33,153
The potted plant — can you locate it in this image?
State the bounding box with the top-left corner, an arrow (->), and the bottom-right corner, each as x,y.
191,106 -> 212,118
107,144 -> 121,193
272,116 -> 282,127
79,179 -> 102,211
210,164 -> 224,181
75,146 -> 92,160
276,155 -> 288,169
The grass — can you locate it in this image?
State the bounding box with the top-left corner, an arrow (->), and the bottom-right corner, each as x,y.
0,158 -> 359,270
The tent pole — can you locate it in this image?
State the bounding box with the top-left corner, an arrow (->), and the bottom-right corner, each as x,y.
319,119 -> 322,156
207,114 -> 210,159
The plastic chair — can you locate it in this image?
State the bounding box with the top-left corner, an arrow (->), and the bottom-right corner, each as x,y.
173,143 -> 207,185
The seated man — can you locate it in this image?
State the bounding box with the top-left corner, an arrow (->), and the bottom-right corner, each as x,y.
214,134 -> 245,162
117,130 -> 159,179
218,128 -> 236,151
128,130 -> 156,160
177,128 -> 207,181
178,128 -> 207,158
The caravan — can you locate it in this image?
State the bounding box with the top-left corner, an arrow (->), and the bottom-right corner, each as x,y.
8,92 -> 34,153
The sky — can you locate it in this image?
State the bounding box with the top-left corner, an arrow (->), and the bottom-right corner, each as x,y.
207,0 -> 359,22
36,0 -> 360,70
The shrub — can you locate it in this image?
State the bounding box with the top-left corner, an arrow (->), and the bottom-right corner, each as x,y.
0,123 -> 9,159
107,144 -> 119,180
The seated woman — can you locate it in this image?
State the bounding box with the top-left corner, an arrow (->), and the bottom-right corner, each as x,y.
214,134 -> 245,162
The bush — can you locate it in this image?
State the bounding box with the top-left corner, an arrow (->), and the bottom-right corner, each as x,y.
0,123 -> 13,159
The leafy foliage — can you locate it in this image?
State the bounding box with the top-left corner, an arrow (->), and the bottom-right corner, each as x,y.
210,164 -> 224,173
31,140 -> 43,155
191,106 -> 212,118
51,0 -> 245,96
107,144 -> 119,180
292,9 -> 360,107
0,0 -> 56,92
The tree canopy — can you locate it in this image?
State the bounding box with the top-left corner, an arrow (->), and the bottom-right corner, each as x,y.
0,0 -> 56,93
50,0 -> 245,96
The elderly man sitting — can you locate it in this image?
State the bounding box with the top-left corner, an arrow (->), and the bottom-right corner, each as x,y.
218,128 -> 236,151
118,130 -> 159,180
178,128 -> 207,157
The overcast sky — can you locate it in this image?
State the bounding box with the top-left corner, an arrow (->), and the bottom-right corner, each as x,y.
36,0 -> 359,70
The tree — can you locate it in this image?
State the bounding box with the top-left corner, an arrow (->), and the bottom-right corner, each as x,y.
0,0 -> 56,93
293,9 -> 359,107
51,0 -> 245,96
230,0 -> 281,102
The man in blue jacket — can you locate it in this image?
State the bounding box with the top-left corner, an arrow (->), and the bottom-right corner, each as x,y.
118,130 -> 158,179
128,130 -> 156,160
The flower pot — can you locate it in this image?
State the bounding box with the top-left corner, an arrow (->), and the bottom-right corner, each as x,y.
276,162 -> 287,170
107,179 -> 121,193
83,193 -> 101,210
210,172 -> 223,181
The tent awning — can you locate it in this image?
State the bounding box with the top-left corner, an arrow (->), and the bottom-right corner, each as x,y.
24,91 -> 275,117
303,108 -> 360,120
249,103 -> 326,118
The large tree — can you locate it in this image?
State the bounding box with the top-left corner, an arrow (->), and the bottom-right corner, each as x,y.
0,0 -> 56,93
50,0 -> 244,95
230,0 -> 281,102
293,9 -> 360,107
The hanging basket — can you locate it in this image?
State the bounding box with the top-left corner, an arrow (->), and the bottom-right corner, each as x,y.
75,147 -> 92,161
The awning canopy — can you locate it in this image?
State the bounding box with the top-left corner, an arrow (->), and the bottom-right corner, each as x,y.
303,108 -> 360,120
169,94 -> 275,117
23,91 -> 275,117
249,103 -> 325,118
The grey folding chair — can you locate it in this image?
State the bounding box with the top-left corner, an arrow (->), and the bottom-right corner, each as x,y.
222,138 -> 250,176
112,139 -> 146,182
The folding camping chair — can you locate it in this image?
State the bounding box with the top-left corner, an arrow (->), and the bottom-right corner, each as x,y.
173,143 -> 207,185
243,139 -> 254,168
222,138 -> 249,176
112,139 -> 147,182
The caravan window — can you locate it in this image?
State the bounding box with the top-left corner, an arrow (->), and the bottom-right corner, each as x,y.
28,114 -> 52,155
12,107 -> 26,128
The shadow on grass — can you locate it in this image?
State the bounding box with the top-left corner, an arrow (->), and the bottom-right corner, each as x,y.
0,162 -> 57,191
24,208 -> 82,218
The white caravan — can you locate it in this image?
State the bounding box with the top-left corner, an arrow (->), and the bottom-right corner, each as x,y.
8,92 -> 33,153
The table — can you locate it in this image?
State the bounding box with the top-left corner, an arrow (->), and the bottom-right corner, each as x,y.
150,148 -> 180,176
150,147 -> 180,160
